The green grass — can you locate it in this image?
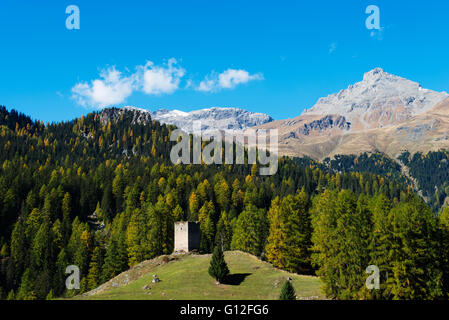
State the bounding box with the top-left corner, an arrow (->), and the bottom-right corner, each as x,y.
76,251 -> 324,300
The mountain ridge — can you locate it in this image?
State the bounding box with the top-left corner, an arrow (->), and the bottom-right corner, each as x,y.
122,105 -> 274,133
255,68 -> 449,160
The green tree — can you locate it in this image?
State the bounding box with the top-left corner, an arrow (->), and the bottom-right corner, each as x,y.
311,190 -> 371,299
87,247 -> 103,290
231,204 -> 268,257
7,290 -> 15,300
266,190 -> 312,274
388,198 -> 442,299
46,290 -> 54,300
208,245 -> 229,284
54,248 -> 68,296
199,201 -> 216,253
16,269 -> 36,300
215,211 -> 232,251
126,209 -> 144,266
214,179 -> 230,211
102,239 -> 122,281
439,206 -> 449,297
10,218 -> 27,275
367,194 -> 394,299
279,280 -> 296,300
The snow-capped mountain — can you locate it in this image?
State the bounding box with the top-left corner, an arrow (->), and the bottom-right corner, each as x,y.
123,106 -> 274,133
303,68 -> 448,130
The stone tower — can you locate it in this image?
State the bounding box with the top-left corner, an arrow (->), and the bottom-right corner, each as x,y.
174,221 -> 201,253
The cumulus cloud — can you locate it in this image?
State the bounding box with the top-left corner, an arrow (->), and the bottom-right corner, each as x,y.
71,61 -> 263,108
72,67 -> 135,109
197,69 -> 264,92
137,58 -> 185,95
72,59 -> 185,109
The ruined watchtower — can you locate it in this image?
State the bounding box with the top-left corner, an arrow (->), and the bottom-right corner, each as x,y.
174,221 -> 201,253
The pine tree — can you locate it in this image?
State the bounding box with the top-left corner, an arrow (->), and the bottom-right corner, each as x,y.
17,269 -> 36,300
102,238 -> 121,282
231,204 -> 268,257
87,247 -> 103,290
62,192 -> 72,243
10,218 -> 27,276
279,280 -> 296,300
54,248 -> 68,296
208,245 -> 229,284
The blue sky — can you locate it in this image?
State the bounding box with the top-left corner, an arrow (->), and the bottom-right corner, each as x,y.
0,0 -> 449,122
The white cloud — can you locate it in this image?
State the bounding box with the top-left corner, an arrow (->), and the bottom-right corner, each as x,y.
72,59 -> 185,109
72,67 -> 135,109
197,73 -> 218,92
71,61 -> 263,108
137,58 -> 185,95
197,69 -> 264,92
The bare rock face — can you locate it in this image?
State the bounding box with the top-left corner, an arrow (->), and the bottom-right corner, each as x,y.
99,107 -> 152,126
297,115 -> 351,136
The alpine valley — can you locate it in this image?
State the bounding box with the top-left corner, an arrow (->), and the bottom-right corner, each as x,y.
3,68 -> 449,302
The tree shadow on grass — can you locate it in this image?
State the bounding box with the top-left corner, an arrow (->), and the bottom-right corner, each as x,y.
223,273 -> 252,286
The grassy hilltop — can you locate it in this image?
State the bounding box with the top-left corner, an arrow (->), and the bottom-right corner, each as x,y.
75,251 -> 323,300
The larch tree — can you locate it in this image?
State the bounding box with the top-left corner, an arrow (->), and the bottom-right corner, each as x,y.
231,204 -> 268,257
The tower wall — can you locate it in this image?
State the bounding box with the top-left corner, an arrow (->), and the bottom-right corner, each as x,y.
174,221 -> 200,252
187,222 -> 201,251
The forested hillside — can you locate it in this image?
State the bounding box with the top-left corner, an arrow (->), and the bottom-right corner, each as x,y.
0,105 -> 448,300
399,150 -> 449,210
320,150 -> 449,212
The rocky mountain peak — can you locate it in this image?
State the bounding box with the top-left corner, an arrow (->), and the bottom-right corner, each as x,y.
303,68 -> 448,130
362,67 -> 392,82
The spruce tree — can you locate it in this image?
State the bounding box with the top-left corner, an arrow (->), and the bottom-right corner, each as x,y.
208,245 -> 229,284
279,280 -> 296,300
231,204 -> 268,257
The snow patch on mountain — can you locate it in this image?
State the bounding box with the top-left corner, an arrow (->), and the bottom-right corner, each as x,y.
122,106 -> 274,133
